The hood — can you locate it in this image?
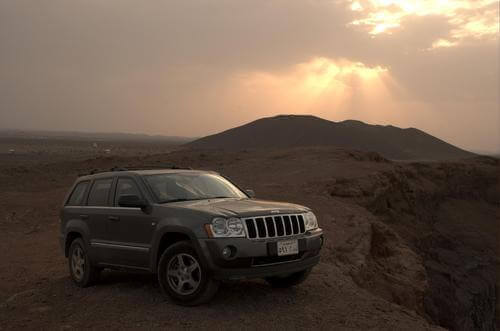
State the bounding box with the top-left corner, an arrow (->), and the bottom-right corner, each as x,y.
164,198 -> 309,218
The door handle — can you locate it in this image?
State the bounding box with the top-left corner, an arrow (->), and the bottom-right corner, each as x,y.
107,216 -> 120,222
79,214 -> 89,220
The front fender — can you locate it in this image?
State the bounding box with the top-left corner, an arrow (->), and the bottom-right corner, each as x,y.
150,224 -> 208,273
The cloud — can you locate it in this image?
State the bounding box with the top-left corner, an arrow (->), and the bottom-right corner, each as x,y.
225,57 -> 391,119
345,0 -> 499,48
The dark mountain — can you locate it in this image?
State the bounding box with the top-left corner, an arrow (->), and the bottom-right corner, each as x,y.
186,115 -> 474,160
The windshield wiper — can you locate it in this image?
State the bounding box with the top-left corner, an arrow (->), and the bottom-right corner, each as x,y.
160,196 -> 237,203
204,196 -> 237,199
161,198 -> 205,203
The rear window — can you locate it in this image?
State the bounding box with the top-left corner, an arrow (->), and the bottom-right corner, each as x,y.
67,181 -> 89,206
87,178 -> 113,207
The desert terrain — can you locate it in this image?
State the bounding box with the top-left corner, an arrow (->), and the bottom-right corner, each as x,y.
0,137 -> 498,330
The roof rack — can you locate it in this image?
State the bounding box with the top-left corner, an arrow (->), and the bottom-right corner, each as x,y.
78,165 -> 193,177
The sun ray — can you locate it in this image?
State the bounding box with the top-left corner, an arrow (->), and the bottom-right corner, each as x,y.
228,57 -> 392,120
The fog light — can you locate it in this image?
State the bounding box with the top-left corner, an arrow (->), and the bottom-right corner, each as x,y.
221,246 -> 235,260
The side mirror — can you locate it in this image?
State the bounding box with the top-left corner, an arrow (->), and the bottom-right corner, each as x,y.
118,195 -> 148,209
245,189 -> 255,198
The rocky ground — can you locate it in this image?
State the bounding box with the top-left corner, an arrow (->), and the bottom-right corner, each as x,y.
0,143 -> 497,330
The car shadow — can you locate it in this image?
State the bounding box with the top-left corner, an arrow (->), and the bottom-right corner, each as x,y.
93,269 -> 299,305
97,269 -> 157,286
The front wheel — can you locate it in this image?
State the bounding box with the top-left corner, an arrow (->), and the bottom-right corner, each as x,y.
157,241 -> 219,306
265,268 -> 312,288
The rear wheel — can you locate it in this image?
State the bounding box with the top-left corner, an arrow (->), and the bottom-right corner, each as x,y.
265,268 -> 312,288
68,238 -> 100,287
157,241 -> 219,306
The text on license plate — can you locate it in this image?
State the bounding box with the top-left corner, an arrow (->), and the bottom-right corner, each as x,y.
277,239 -> 299,256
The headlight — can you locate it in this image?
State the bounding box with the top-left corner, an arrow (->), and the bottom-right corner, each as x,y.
209,217 -> 246,238
304,211 -> 318,231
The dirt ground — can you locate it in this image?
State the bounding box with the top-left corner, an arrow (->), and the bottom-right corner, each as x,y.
1,140 -> 497,330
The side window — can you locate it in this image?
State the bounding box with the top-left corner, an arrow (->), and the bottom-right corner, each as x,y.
87,178 -> 113,207
115,178 -> 142,205
67,181 -> 89,206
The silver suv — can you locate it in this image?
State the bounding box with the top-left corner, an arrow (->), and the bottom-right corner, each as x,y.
60,167 -> 324,305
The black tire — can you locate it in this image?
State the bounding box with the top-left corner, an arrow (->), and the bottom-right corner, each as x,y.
68,238 -> 100,287
265,268 -> 312,288
157,241 -> 219,306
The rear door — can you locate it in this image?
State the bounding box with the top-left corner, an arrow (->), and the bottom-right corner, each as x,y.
85,177 -> 115,264
104,176 -> 155,269
62,180 -> 91,245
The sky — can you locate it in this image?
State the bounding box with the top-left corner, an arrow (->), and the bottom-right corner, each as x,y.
0,0 -> 498,152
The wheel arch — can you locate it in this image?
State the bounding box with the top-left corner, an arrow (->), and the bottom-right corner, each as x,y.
64,219 -> 91,257
65,231 -> 83,257
151,226 -> 207,273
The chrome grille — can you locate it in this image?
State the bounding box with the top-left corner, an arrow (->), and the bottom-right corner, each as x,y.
244,214 -> 306,239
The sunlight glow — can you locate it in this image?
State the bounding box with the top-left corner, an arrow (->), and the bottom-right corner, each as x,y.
351,1 -> 364,11
300,58 -> 388,95
229,57 -> 392,119
346,0 -> 499,47
431,38 -> 458,48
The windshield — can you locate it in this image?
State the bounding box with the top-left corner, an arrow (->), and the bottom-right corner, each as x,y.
144,173 -> 247,203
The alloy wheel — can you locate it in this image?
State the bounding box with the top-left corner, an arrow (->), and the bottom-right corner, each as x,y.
71,246 -> 85,281
166,253 -> 201,295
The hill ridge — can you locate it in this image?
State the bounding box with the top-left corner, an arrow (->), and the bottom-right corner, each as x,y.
187,114 -> 474,160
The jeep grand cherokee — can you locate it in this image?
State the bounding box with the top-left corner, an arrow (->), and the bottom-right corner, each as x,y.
60,168 -> 323,305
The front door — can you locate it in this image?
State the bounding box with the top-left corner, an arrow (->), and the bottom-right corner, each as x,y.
105,177 -> 155,269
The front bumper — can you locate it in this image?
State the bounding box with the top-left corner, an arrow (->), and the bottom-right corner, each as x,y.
198,228 -> 323,280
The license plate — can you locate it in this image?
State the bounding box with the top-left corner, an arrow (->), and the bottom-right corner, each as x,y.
277,239 -> 299,256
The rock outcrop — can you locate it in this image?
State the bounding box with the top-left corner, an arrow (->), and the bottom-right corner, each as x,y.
329,157 -> 499,330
